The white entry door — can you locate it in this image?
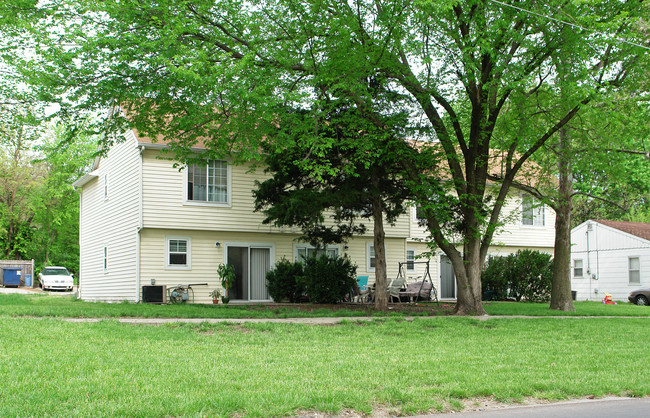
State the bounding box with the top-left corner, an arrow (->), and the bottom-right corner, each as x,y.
440,255 -> 457,299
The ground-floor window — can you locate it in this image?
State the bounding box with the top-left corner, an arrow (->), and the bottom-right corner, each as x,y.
166,237 -> 190,269
573,259 -> 584,278
629,257 -> 640,285
295,244 -> 339,262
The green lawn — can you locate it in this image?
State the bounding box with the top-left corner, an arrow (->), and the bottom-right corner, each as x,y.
483,300 -> 650,316
1,317 -> 648,416
1,294 -> 648,320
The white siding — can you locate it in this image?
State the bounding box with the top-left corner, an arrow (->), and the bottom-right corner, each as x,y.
78,131 -> 140,302
571,221 -> 650,301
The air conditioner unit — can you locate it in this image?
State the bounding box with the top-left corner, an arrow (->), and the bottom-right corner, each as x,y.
142,285 -> 167,304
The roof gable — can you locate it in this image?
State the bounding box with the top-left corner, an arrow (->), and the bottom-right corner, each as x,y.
595,220 -> 650,242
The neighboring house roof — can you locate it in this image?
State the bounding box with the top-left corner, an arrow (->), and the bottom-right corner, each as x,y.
594,219 -> 650,242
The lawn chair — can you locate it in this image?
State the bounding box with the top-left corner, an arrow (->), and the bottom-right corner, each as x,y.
354,275 -> 370,303
387,276 -> 406,303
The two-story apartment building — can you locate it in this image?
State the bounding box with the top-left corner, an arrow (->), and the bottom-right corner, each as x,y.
73,127 -> 556,304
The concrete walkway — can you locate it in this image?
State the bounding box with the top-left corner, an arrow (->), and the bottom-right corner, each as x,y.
52,314 -> 650,326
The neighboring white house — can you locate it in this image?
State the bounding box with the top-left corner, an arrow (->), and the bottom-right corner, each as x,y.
73,124 -> 556,304
570,220 -> 650,301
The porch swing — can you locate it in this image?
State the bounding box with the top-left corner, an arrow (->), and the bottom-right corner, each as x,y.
393,260 -> 439,304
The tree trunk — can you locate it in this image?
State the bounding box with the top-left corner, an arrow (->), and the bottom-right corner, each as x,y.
550,128 -> 576,311
451,243 -> 487,316
371,175 -> 388,311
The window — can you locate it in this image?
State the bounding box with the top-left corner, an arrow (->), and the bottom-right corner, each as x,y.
104,174 -> 108,200
629,257 -> 640,285
167,238 -> 190,269
522,195 -> 545,226
406,249 -> 416,272
295,245 -> 339,262
573,259 -> 583,278
187,160 -> 229,204
367,243 -> 376,272
103,246 -> 108,273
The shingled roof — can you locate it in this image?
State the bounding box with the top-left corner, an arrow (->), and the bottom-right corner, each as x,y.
596,220 -> 650,242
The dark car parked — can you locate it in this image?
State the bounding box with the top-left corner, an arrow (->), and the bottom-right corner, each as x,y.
628,289 -> 650,306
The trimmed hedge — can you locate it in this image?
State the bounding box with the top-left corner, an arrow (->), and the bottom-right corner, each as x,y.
482,250 -> 553,302
266,254 -> 357,303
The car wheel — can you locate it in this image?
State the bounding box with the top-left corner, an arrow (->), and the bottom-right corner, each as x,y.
635,295 -> 649,306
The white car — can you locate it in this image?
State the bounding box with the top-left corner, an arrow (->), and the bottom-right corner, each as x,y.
39,267 -> 74,291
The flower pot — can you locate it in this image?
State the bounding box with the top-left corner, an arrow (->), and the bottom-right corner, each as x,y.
221,296 -> 230,304
212,299 -> 219,304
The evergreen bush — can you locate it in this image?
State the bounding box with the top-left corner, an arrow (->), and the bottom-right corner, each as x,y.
301,254 -> 357,304
481,250 -> 553,302
266,258 -> 305,303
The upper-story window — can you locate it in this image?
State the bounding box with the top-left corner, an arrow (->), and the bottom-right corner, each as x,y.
187,160 -> 229,204
521,195 -> 545,226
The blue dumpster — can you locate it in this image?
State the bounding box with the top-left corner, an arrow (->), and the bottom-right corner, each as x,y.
3,268 -> 22,287
24,274 -> 32,287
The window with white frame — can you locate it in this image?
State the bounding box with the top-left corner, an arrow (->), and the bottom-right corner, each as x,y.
521,195 -> 545,226
295,244 -> 339,262
406,249 -> 416,272
367,243 -> 377,272
187,160 -> 228,203
573,259 -> 584,278
629,257 -> 640,285
167,238 -> 190,268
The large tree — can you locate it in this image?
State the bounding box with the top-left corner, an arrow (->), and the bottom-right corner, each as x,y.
15,0 -> 647,314
253,106 -> 414,309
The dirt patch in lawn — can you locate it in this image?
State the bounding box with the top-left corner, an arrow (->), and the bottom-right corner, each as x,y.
245,302 -> 456,316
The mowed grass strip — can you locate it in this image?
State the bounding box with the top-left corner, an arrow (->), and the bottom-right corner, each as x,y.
2,294 -> 649,319
483,300 -> 650,316
0,294 -> 398,319
1,317 -> 648,417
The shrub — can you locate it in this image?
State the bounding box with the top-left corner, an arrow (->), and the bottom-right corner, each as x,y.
481,250 -> 553,302
266,258 -> 305,303
301,254 -> 357,304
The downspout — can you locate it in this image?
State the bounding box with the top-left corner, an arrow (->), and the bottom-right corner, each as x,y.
135,145 -> 145,302
586,223 -> 591,299
75,186 -> 83,299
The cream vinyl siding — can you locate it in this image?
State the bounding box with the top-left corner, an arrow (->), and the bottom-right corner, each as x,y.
409,195 -> 556,249
78,131 -> 140,302
139,229 -> 406,303
141,150 -> 410,238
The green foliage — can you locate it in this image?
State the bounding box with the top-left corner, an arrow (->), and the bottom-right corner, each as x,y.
482,250 -> 554,302
301,254 -> 357,304
265,258 -> 305,303
217,263 -> 235,290
254,106 -> 413,247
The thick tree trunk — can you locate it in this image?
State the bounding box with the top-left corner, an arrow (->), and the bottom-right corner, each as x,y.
371,182 -> 388,311
550,129 -> 576,311
451,241 -> 487,316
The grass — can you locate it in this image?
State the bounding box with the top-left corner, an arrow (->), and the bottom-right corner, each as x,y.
1,294 -> 648,319
483,300 -> 650,316
0,294 -> 422,319
1,316 -> 648,416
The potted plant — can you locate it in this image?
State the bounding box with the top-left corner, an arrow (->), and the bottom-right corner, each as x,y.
217,263 -> 235,304
209,289 -> 222,304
